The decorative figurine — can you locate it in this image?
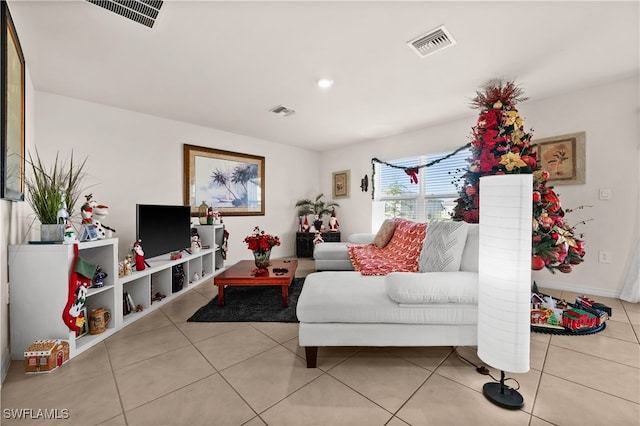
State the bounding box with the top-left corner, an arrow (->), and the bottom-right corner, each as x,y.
92,266 -> 108,288
313,232 -> 324,245
92,202 -> 116,239
56,190 -> 69,225
123,254 -> 133,276
207,206 -> 214,225
132,240 -> 146,271
79,194 -> 98,241
329,208 -> 339,232
190,228 -> 202,253
63,223 -> 78,244
301,216 -> 310,232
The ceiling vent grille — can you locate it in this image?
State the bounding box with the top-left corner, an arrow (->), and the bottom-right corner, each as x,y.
407,26 -> 455,58
86,0 -> 163,28
269,105 -> 296,117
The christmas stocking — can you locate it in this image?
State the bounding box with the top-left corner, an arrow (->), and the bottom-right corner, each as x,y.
62,244 -> 97,332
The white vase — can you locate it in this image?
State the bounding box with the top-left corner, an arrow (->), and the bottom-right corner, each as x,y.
40,224 -> 64,242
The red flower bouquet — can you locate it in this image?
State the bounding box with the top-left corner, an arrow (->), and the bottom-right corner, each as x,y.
244,226 -> 281,255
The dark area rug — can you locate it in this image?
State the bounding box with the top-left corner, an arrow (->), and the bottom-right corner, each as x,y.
187,278 -> 304,323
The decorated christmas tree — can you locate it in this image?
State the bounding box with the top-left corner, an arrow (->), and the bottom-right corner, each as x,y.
452,79 -> 586,273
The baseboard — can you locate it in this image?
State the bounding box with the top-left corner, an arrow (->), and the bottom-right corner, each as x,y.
1,345 -> 10,388
534,279 -> 621,299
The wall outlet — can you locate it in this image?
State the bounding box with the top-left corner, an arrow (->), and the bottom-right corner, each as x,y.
598,251 -> 612,263
599,188 -> 612,200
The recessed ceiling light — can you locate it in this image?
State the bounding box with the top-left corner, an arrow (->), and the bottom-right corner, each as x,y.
317,78 -> 334,89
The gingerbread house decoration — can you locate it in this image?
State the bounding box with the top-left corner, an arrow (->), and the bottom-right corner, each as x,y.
24,339 -> 69,374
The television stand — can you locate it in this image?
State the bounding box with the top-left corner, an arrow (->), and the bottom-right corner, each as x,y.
7,224 -> 226,363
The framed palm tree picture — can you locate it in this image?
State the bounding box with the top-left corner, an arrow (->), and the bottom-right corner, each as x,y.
183,144 -> 265,216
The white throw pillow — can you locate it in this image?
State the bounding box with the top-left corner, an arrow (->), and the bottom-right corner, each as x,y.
385,271 -> 478,304
418,221 -> 469,272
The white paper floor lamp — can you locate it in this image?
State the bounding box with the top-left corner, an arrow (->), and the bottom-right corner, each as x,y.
478,174 -> 532,409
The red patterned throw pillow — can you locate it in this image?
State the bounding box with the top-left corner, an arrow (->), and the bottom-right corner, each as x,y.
348,218 -> 428,276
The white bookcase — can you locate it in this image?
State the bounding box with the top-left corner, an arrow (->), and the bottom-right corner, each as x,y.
8,224 -> 225,361
193,224 -> 225,271
8,239 -> 119,360
119,224 -> 224,326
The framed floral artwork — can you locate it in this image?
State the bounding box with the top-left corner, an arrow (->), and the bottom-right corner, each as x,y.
332,170 -> 349,198
183,144 -> 265,216
535,132 -> 586,185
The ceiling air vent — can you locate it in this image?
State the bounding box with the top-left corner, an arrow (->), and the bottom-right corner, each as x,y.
269,105 -> 296,117
407,25 -> 455,58
85,0 -> 163,28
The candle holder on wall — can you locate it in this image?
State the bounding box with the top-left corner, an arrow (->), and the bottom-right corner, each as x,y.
360,175 -> 369,192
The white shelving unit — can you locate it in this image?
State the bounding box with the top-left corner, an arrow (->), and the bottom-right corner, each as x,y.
119,224 -> 224,326
193,224 -> 225,271
119,247 -> 215,325
8,224 -> 226,361
8,239 -> 119,360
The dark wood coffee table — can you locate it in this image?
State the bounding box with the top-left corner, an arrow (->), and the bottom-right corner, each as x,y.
214,259 -> 298,308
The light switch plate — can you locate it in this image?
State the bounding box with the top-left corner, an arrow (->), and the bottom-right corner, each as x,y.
599,188 -> 611,200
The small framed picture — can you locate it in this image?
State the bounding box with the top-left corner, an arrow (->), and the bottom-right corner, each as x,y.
75,308 -> 88,339
535,132 -> 586,185
332,170 -> 350,198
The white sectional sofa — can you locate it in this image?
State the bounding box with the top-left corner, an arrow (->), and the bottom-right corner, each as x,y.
297,222 -> 479,368
313,233 -> 375,271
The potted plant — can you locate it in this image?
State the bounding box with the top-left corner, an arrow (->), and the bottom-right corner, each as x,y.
295,193 -> 340,231
25,149 -> 88,241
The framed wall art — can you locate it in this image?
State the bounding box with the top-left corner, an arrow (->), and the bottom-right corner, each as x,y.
183,144 -> 265,216
535,131 -> 586,185
332,170 -> 349,198
1,2 -> 25,201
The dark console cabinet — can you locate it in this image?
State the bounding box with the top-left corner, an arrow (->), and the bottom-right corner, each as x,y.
296,232 -> 341,258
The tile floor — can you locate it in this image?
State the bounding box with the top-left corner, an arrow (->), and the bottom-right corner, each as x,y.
1,259 -> 639,426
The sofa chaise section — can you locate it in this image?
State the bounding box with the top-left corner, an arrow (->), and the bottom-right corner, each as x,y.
297,222 -> 480,368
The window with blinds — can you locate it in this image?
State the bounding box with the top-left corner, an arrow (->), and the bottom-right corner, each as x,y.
375,148 -> 470,222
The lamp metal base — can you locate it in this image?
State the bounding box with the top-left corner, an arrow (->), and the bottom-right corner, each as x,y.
482,382 -> 524,409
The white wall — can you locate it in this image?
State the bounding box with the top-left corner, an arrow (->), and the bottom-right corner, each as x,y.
320,76 -> 640,298
30,91 -> 320,261
0,89 -> 320,382
1,69 -> 37,384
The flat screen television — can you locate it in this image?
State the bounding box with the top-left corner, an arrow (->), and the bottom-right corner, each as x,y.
136,204 -> 191,259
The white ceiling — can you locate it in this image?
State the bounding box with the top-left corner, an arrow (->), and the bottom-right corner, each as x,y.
8,1 -> 640,152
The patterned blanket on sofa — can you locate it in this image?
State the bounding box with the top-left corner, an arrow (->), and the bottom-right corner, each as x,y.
347,218 -> 427,276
